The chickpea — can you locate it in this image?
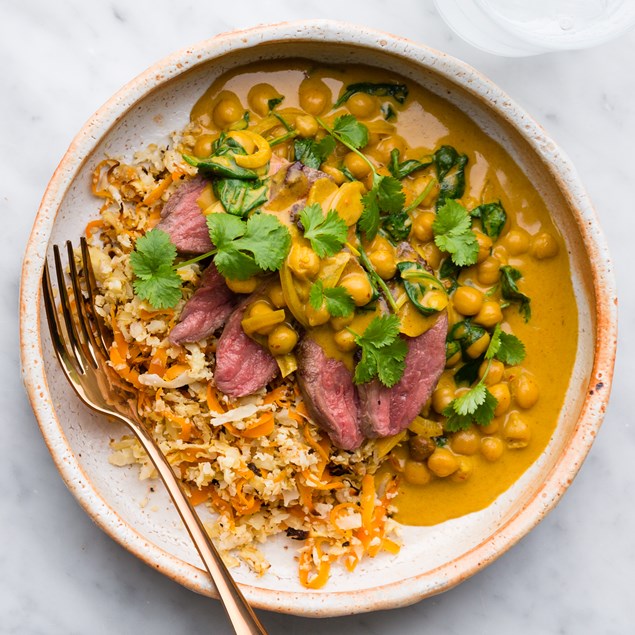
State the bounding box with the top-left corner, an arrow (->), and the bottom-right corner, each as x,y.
489,382 -> 511,416
446,350 -> 462,368
480,418 -> 501,435
478,359 -> 505,386
339,273 -> 373,306
450,456 -> 473,483
450,428 -> 480,455
225,276 -> 259,294
320,165 -> 346,185
268,284 -> 286,309
247,83 -> 282,117
531,232 -> 559,259
333,328 -> 357,352
428,447 -> 459,478
294,114 -> 319,138
412,176 -> 438,207
247,300 -> 277,335
369,249 -> 397,280
412,212 -> 436,242
193,134 -> 216,158
330,313 -> 354,331
473,300 -> 503,328
474,231 -> 493,264
347,93 -> 378,119
403,459 -> 432,486
432,386 -> 455,414
299,77 -> 332,116
268,324 -> 298,356
375,135 -> 406,164
481,436 -> 504,462
505,228 -> 531,256
453,286 -> 484,316
512,373 -> 540,409
212,97 -> 243,129
306,302 -> 331,327
503,412 -> 532,449
466,332 -> 490,359
408,435 -> 436,462
477,256 -> 501,285
491,245 -> 509,265
419,242 -> 443,270
287,244 -> 320,280
343,151 -> 372,179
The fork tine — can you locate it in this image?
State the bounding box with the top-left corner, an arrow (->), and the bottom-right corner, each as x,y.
66,241 -> 100,368
80,237 -> 112,357
53,244 -> 87,375
42,258 -> 83,379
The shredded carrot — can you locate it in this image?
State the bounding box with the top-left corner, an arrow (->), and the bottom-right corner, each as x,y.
85,219 -> 105,239
206,384 -> 225,414
299,540 -> 331,589
91,159 -> 119,197
143,174 -> 172,205
302,425 -> 329,462
329,502 -> 358,532
147,348 -> 168,376
381,538 -> 401,555
164,411 -> 194,442
163,364 -> 189,381
188,485 -> 212,507
263,385 -> 287,405
241,412 -> 275,438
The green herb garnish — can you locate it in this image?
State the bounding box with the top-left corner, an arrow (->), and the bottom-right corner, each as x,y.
213,178 -> 268,217
351,314 -> 408,388
471,201 -> 507,240
309,280 -> 355,318
433,199 -> 479,267
389,148 -> 432,180
299,203 -> 348,258
294,136 -> 336,170
433,145 -> 468,207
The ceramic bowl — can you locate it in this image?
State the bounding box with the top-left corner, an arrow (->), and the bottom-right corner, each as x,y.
20,20 -> 617,617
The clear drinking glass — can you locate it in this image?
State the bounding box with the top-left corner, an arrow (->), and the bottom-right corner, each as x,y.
434,0 -> 635,56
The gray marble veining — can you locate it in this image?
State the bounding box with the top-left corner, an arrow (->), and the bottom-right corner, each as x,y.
2,1 -> 634,633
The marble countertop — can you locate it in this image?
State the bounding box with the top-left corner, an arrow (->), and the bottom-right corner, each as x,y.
2,1 -> 633,633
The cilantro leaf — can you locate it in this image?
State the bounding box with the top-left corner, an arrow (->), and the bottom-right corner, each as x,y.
485,323 -> 502,360
207,213 -> 291,280
433,199 -> 479,267
500,265 -> 532,321
353,314 -> 407,388
359,187 -> 381,240
299,203 -> 348,258
309,280 -> 355,318
444,385 -> 497,431
130,229 -> 183,309
294,136 -> 336,170
332,115 -> 369,150
496,331 -> 526,366
377,175 -> 406,214
359,174 -> 406,241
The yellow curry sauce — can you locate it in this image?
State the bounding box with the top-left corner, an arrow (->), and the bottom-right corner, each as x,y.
189,61 -> 578,527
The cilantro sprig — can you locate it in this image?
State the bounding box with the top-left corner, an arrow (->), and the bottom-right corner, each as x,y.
299,203 -> 348,258
350,314 -> 407,388
309,280 -> 355,318
443,325 -> 526,431
432,199 -> 479,267
129,213 -> 291,308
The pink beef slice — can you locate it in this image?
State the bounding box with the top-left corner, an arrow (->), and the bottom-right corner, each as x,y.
296,338 -> 364,451
168,264 -> 238,345
214,298 -> 278,398
358,312 -> 449,438
155,175 -> 213,254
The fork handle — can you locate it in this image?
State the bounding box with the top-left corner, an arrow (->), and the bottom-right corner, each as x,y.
131,420 -> 268,634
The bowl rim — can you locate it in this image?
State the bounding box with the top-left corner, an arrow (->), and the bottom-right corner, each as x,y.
19,19 -> 617,617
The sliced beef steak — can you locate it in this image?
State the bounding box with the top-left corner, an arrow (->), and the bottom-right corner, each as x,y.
156,175 -> 213,254
296,338 -> 364,451
358,312 -> 448,438
214,298 -> 278,398
168,264 -> 237,345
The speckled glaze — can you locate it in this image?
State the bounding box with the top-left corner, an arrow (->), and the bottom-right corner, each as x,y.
19,21 -> 617,618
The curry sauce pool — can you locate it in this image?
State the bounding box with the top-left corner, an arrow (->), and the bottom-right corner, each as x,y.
92,59 -> 578,584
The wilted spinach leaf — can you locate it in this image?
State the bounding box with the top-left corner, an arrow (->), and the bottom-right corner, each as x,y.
389,148 -> 433,180
500,265 -> 531,321
433,145 -> 468,207
472,201 -> 507,240
213,179 -> 268,217
334,82 -> 409,108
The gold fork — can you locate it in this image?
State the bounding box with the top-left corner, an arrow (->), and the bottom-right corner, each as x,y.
42,238 -> 268,635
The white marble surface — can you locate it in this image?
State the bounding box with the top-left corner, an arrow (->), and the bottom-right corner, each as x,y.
2,0 -> 634,633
